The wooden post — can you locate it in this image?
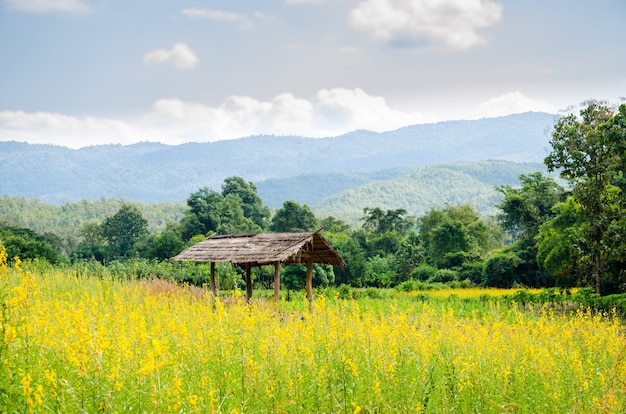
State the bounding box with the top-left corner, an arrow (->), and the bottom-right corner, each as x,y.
274,261 -> 281,303
245,264 -> 253,303
305,259 -> 314,305
209,262 -> 217,296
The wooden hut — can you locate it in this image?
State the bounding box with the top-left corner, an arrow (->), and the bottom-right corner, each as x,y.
170,231 -> 345,303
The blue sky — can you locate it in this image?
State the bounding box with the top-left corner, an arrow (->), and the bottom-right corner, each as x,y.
0,0 -> 624,148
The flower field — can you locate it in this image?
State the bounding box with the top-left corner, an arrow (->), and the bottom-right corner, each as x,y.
2,256 -> 626,412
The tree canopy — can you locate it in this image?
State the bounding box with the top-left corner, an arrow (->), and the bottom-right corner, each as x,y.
543,102 -> 626,294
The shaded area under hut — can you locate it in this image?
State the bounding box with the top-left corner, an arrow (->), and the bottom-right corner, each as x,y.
170,231 -> 345,303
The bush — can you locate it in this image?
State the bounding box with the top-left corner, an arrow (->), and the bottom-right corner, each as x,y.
484,252 -> 522,288
411,264 -> 437,281
458,261 -> 485,285
428,269 -> 459,284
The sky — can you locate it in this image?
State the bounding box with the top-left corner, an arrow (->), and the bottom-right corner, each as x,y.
0,0 -> 625,148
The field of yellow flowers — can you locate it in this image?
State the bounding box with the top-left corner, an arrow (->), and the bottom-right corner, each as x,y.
2,251 -> 626,413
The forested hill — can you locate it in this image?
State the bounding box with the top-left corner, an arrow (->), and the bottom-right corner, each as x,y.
0,112 -> 555,204
312,161 -> 552,223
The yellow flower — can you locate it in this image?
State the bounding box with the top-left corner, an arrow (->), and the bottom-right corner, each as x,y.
13,256 -> 21,272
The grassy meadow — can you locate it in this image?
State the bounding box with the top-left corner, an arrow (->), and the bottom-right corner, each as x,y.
2,252 -> 626,413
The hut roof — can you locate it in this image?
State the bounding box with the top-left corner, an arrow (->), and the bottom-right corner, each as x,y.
170,231 -> 345,267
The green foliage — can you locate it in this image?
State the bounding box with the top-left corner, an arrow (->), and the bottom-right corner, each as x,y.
0,195 -> 185,256
363,255 -> 394,288
497,172 -> 565,241
411,264 -> 437,281
328,234 -> 367,287
221,176 -> 270,229
100,204 -> 149,259
270,200 -> 319,232
315,161 -> 551,223
0,223 -> 63,264
419,204 -> 501,268
280,264 -> 335,290
428,269 -> 459,284
181,177 -> 268,239
484,252 -> 523,288
457,261 -> 485,285
544,102 -> 626,293
139,228 -> 185,261
495,172 -> 564,289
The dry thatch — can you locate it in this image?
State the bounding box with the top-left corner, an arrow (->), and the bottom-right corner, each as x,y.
171,232 -> 345,267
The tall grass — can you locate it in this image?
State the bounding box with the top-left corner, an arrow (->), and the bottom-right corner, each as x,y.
2,256 -> 626,412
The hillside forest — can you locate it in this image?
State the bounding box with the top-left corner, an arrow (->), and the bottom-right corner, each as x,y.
1,102 -> 626,295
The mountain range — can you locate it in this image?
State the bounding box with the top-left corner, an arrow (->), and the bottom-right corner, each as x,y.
0,112 -> 558,222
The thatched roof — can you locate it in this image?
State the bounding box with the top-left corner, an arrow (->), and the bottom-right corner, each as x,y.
171,232 -> 345,267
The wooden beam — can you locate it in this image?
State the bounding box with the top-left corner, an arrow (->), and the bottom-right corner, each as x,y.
305,259 -> 313,305
209,262 -> 217,296
273,261 -> 281,303
245,264 -> 253,304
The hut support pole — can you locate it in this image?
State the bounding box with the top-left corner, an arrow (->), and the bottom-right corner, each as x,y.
209,262 -> 217,296
273,261 -> 281,303
306,259 -> 314,305
245,264 -> 253,303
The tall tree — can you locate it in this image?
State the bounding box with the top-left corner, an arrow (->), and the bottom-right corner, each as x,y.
182,188 -> 222,239
100,204 -> 148,259
494,173 -> 564,288
497,173 -> 564,242
221,176 -> 270,229
418,204 -> 497,268
270,201 -> 319,232
536,198 -> 588,288
544,101 -> 625,294
216,194 -> 260,234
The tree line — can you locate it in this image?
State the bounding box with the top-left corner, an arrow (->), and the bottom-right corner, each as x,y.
1,102 -> 625,294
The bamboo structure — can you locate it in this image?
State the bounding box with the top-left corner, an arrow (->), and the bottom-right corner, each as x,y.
171,231 -> 345,304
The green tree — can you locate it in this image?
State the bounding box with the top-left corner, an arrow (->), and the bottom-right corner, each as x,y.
322,222 -> 368,287
497,173 -> 565,242
221,176 -> 270,229
362,207 -> 413,234
281,264 -> 335,290
100,205 -> 148,259
544,101 -> 626,294
270,201 -> 319,232
483,252 -> 523,288
359,208 -> 415,258
0,223 -> 62,264
496,173 -> 564,287
216,194 -> 260,234
418,204 -> 499,268
182,188 -> 222,239
391,231 -> 424,284
536,198 -> 588,288
140,225 -> 185,261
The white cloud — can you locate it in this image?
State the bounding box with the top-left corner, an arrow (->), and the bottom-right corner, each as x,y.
473,91 -> 557,118
5,0 -> 89,13
315,88 -> 428,132
141,89 -> 430,140
143,43 -> 199,70
3,90 -> 559,149
0,110 -> 140,148
182,9 -> 255,29
0,89 -> 432,147
349,0 -> 503,50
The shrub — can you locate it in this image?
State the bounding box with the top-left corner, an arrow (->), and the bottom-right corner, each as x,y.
484,252 -> 522,288
428,269 -> 459,284
411,264 -> 437,281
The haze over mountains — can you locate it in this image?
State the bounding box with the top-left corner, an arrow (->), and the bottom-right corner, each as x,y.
1,112 -> 558,221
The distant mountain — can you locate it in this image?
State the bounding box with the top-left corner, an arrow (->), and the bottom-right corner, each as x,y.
0,112 -> 556,204
311,161 -> 553,223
